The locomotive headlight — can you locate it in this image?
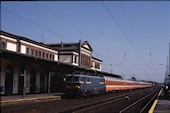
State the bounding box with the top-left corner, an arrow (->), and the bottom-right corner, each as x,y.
166,86 -> 168,89
75,85 -> 80,89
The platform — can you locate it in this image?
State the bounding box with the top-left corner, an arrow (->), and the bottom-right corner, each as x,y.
149,88 -> 170,113
1,93 -> 63,106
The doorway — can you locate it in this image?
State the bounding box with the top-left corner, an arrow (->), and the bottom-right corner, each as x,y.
30,68 -> 36,93
40,72 -> 45,93
5,65 -> 13,95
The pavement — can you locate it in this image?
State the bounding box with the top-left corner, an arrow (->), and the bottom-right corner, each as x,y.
1,93 -> 63,106
149,88 -> 170,113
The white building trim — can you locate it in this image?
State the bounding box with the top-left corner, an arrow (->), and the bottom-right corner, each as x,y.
20,40 -> 58,54
0,35 -> 17,42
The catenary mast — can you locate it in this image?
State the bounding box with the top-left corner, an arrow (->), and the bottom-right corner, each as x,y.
165,43 -> 170,84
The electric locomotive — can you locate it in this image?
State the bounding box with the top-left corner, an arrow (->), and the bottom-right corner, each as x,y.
64,74 -> 105,98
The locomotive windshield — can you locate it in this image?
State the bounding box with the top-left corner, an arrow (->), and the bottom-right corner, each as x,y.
65,76 -> 80,82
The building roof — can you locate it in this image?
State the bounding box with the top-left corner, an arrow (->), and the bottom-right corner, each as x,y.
47,40 -> 93,51
0,30 -> 57,51
92,56 -> 102,62
0,48 -> 121,79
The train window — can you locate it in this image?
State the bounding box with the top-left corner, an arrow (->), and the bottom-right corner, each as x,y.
0,42 -> 5,49
26,48 -> 29,55
66,76 -> 72,81
81,77 -> 85,81
73,77 -> 79,81
65,76 -> 79,82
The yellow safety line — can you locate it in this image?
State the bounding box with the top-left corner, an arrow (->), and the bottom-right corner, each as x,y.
148,88 -> 162,113
158,88 -> 163,96
1,96 -> 59,103
149,99 -> 158,113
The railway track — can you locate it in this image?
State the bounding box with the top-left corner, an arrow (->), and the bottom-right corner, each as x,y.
119,89 -> 159,113
1,91 -> 132,113
2,87 -> 160,113
61,87 -> 160,113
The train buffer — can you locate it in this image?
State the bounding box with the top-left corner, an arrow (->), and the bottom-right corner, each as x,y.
149,88 -> 170,113
1,93 -> 63,106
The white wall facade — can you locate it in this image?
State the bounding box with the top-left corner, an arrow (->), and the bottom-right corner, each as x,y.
54,54 -> 58,61
21,45 -> 26,54
59,55 -> 72,63
6,42 -> 17,52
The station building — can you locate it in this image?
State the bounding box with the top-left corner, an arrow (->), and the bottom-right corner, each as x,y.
48,41 -> 102,71
1,30 -> 116,96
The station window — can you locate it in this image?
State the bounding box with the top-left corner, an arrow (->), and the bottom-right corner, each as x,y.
42,52 -> 45,58
39,51 -> 41,57
26,48 -> 29,55
0,42 -> 6,49
52,55 -> 54,60
49,54 -> 51,59
46,53 -> 48,59
35,50 -> 38,56
31,49 -> 34,55
74,56 -> 77,63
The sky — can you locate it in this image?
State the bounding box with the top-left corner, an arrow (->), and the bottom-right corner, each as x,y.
1,1 -> 170,83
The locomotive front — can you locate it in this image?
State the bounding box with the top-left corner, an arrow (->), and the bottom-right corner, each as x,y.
64,74 -> 82,98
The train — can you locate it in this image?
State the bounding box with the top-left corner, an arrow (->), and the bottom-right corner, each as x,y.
64,73 -> 152,98
164,79 -> 170,97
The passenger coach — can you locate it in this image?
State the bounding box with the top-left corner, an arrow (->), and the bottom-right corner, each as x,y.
104,76 -> 152,92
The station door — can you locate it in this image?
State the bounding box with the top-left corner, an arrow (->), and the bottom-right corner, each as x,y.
5,65 -> 13,95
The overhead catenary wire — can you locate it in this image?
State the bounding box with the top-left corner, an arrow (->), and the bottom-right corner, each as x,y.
100,1 -> 160,79
1,7 -> 72,42
101,2 -> 143,59
118,2 -> 160,79
36,2 -> 126,55
1,3 -> 165,81
1,5 -> 121,74
101,2 -> 153,70
118,1 -> 169,80
37,2 -> 128,75
118,1 -> 146,50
